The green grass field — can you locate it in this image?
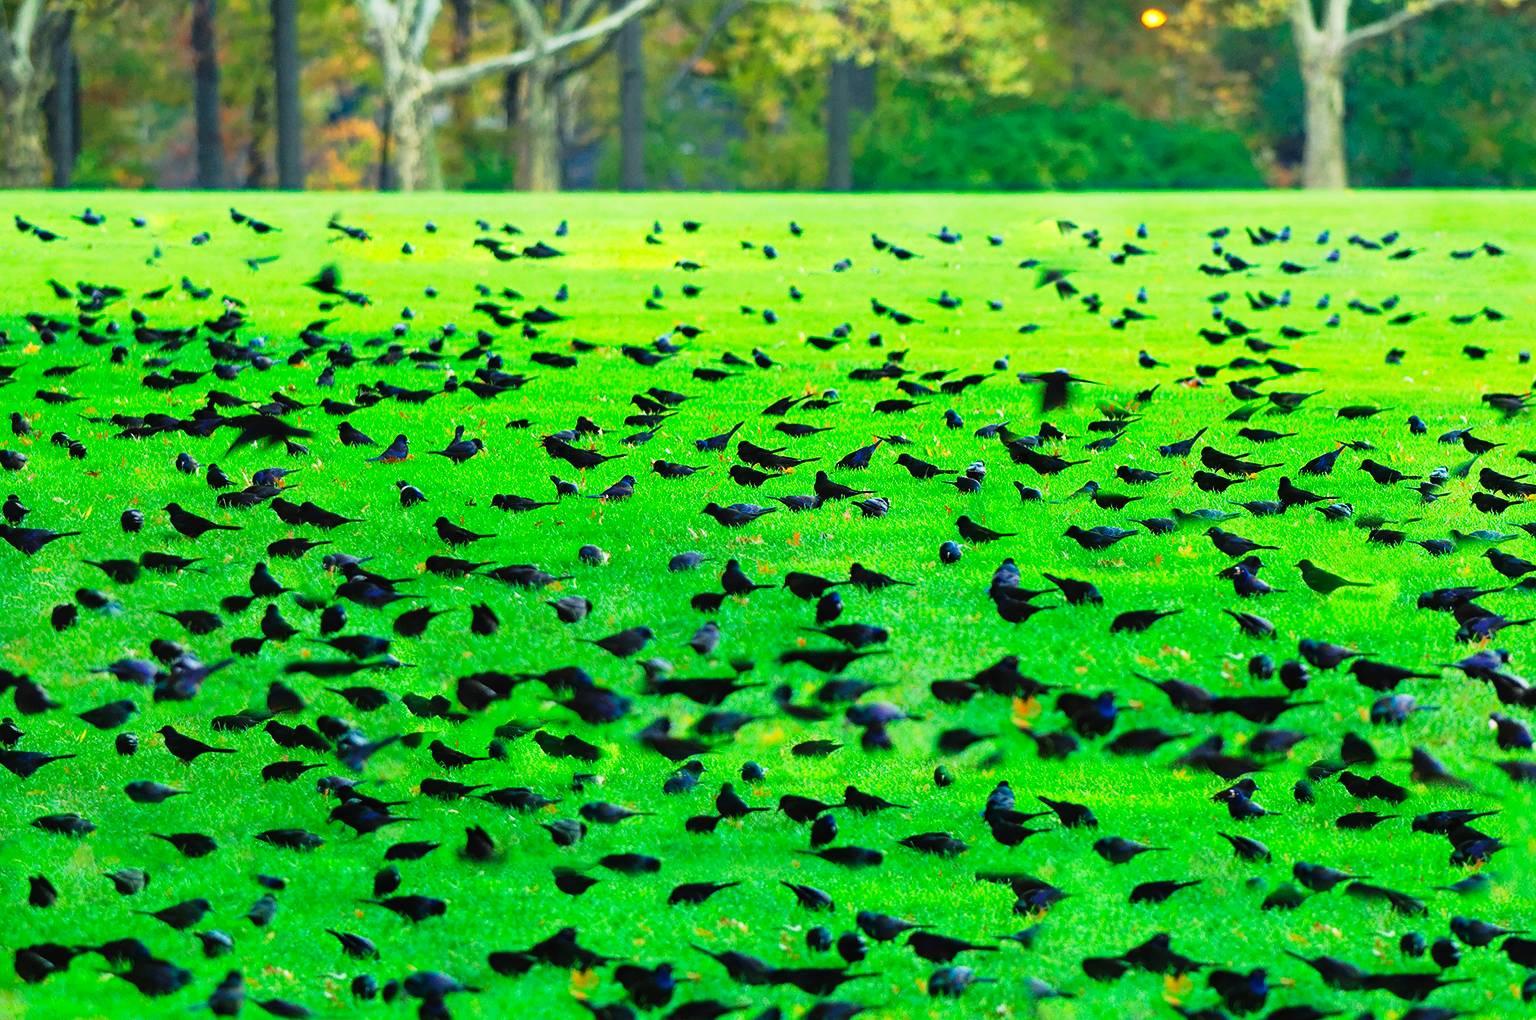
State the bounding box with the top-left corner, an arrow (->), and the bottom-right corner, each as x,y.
1,191 -> 1534,1019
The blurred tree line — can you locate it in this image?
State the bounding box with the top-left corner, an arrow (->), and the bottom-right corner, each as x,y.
1,0 -> 1533,191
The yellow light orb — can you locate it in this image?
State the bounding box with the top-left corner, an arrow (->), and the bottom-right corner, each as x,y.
1141,7 -> 1168,29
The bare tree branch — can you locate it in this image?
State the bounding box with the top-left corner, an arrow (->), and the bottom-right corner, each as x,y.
742,0 -> 838,9
559,0 -> 605,33
2,0 -> 65,93
506,0 -> 546,40
1345,0 -> 1464,51
665,0 -> 745,96
425,0 -> 660,96
15,0 -> 46,46
10,0 -> 46,66
554,22 -> 620,81
405,0 -> 443,62
1288,0 -> 1321,49
359,0 -> 404,86
1324,0 -> 1350,40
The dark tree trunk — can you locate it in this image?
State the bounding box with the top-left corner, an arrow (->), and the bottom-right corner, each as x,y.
271,0 -> 303,189
192,0 -> 226,189
448,0 -> 474,173
1391,32 -> 1414,186
850,61 -> 876,115
500,68 -> 519,184
379,97 -> 396,191
616,0 -> 645,190
825,57 -> 853,192
45,15 -> 77,189
245,83 -> 270,188
555,0 -> 575,190
503,69 -> 520,127
451,0 -> 474,83
70,56 -> 80,162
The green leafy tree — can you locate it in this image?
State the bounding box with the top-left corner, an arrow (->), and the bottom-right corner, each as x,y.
728,0 -> 1046,190
1183,0 -> 1525,188
1224,0 -> 1536,185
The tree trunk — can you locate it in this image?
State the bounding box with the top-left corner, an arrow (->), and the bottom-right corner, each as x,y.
825,57 -> 853,192
447,0 -> 474,180
500,68 -> 518,181
515,62 -> 560,191
69,57 -> 80,168
192,0 -> 226,189
245,83 -> 271,188
1389,30 -> 1415,187
0,8 -> 71,190
271,0 -> 303,189
850,61 -> 876,115
1299,50 -> 1347,189
45,16 -> 77,189
616,0 -> 645,190
378,97 -> 396,191
0,83 -> 49,188
450,0 -> 474,108
385,91 -> 429,192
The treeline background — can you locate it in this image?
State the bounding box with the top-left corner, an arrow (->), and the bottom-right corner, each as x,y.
7,0 -> 1536,193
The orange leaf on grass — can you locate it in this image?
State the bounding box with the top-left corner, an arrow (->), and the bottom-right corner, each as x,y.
1162,973 -> 1193,999
569,968 -> 600,997
1011,696 -> 1041,728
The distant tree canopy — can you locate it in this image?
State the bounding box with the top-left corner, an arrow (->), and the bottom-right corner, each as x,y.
1176,0 -> 1530,187
2,0 -> 1534,191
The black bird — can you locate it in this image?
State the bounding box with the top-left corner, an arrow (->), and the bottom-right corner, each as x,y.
907,932 -> 998,963
701,502 -> 778,527
164,503 -> 241,540
133,897 -> 213,930
1,524 -> 83,555
434,516 -> 494,546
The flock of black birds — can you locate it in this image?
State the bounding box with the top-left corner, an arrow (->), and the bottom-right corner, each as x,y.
0,202 -> 1534,1020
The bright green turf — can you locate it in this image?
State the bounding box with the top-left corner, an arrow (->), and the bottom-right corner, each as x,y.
1,191 -> 1534,1019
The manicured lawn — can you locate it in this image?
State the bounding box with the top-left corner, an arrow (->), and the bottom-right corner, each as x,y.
1,191 -> 1533,1019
